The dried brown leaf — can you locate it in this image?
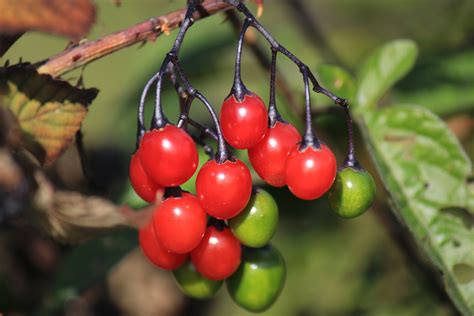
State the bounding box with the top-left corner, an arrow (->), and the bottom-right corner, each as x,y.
0,63 -> 98,164
31,172 -> 156,243
0,0 -> 96,38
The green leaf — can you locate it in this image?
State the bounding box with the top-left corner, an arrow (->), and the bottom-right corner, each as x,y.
316,64 -> 356,101
356,39 -> 418,109
0,63 -> 98,164
357,105 -> 474,315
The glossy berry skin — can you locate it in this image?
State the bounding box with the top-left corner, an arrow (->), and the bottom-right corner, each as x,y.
285,144 -> 337,200
328,167 -> 376,218
191,226 -> 241,280
173,260 -> 223,299
227,245 -> 286,313
220,94 -> 268,149
228,189 -> 278,248
248,122 -> 301,187
129,152 -> 164,203
138,221 -> 187,270
139,125 -> 198,187
153,194 -> 207,254
196,159 -> 252,219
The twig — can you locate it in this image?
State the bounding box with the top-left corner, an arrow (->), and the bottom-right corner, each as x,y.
36,0 -> 233,77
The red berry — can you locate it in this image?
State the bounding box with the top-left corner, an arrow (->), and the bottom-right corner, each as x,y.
220,94 -> 268,149
284,144 -> 337,200
196,159 -> 252,219
129,152 -> 164,203
153,194 -> 207,254
191,226 -> 241,280
248,122 -> 301,187
139,125 -> 198,187
139,220 -> 187,270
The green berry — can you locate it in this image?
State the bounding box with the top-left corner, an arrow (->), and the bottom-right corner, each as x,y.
328,166 -> 376,218
173,260 -> 223,299
227,245 -> 285,313
228,189 -> 278,248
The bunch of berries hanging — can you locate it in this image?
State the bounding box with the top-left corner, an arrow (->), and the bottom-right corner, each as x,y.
128,0 -> 375,312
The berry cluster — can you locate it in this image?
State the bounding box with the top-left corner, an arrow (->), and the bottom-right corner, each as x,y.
129,0 -> 376,312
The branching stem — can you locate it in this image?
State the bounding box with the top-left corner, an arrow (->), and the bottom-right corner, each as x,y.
225,0 -> 347,106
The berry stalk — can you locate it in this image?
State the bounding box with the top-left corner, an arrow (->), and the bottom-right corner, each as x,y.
342,104 -> 361,169
268,49 -> 284,127
301,67 -> 320,149
224,0 -> 347,106
231,18 -> 252,101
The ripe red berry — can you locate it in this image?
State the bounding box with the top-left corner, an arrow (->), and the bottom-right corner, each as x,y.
191,225 -> 241,280
139,125 -> 198,187
129,152 -> 164,203
153,194 -> 207,254
248,121 -> 301,187
196,159 -> 252,219
220,94 -> 268,149
139,220 -> 187,270
284,143 -> 337,200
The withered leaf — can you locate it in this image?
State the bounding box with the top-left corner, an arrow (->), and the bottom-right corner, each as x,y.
31,172 -> 157,244
0,0 -> 96,39
0,63 -> 98,164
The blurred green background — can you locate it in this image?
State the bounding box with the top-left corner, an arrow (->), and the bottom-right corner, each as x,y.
1,0 -> 473,315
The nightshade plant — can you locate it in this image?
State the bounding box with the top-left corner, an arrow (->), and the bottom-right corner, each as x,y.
130,0 -> 375,312
1,0 -> 471,315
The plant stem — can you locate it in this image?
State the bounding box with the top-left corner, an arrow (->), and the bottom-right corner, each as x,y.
224,0 -> 347,106
302,67 -> 319,148
136,70 -> 160,147
268,49 -> 285,127
225,10 -> 302,118
143,0 -> 229,162
186,118 -> 218,141
342,104 -> 360,169
163,54 -> 229,162
37,0 -> 232,77
151,1 -> 200,129
231,19 -> 251,101
164,186 -> 183,198
194,90 -> 229,163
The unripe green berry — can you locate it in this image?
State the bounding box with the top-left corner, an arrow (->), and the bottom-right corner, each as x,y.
227,245 -> 286,312
228,189 -> 278,248
328,166 -> 376,218
173,260 -> 223,299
